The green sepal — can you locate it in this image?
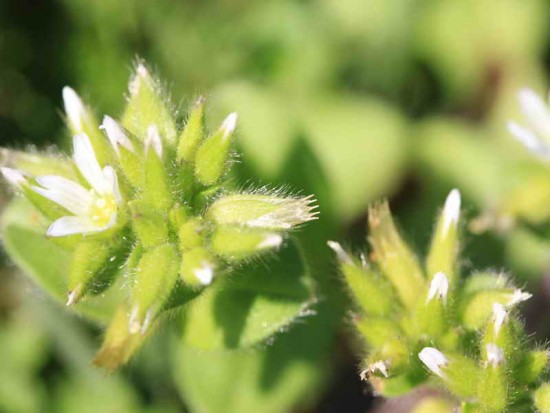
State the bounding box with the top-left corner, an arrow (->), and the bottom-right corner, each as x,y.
128,199 -> 169,249
210,226 -> 282,261
534,383 -> 550,413
517,350 -> 548,385
121,64 -> 176,144
478,364 -> 508,413
194,120 -> 234,186
177,97 -> 205,163
143,146 -> 172,211
178,218 -> 205,251
368,201 -> 426,310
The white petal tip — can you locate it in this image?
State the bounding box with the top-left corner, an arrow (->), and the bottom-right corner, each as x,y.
419,347 -> 448,378
427,271 -> 449,303
486,343 -> 504,367
442,189 -> 461,234
257,234 -> 283,250
492,303 -> 508,335
1,167 -> 27,188
367,361 -> 389,378
101,115 -> 134,154
62,86 -> 85,131
145,124 -> 163,158
327,240 -> 352,265
221,113 -> 238,139
194,264 -> 214,286
507,289 -> 532,306
66,290 -> 77,306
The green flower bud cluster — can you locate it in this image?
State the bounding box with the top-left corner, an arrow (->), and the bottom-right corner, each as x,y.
329,190 -> 548,412
0,63 -> 318,369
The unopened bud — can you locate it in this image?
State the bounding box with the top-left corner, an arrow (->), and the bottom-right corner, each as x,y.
207,193 -> 318,230
419,347 -> 448,379
129,200 -> 169,248
426,272 -> 449,303
368,201 -> 425,310
426,189 -> 461,286
194,112 -> 238,185
534,383 -> 550,413
178,218 -> 204,251
145,124 -> 163,158
177,96 -> 205,162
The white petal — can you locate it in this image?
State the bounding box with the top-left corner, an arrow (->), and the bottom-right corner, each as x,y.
194,263 -> 214,285
507,289 -> 532,306
145,124 -> 163,158
518,88 -> 550,139
102,166 -> 122,203
100,116 -> 135,154
492,303 -> 508,335
73,134 -> 110,195
33,175 -> 92,215
47,216 -> 98,237
442,189 -> 460,235
1,167 -> 28,188
62,86 -> 86,133
327,240 -> 353,265
507,122 -> 547,152
427,272 -> 449,303
257,234 -> 283,249
418,347 -> 448,378
220,112 -> 238,140
486,343 -> 504,367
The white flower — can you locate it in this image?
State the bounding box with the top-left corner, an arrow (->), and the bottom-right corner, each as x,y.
419,347 -> 448,379
426,271 -> 449,304
507,88 -> 550,161
31,134 -> 121,237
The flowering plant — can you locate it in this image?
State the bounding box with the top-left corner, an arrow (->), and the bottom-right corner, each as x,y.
0,63 -> 318,369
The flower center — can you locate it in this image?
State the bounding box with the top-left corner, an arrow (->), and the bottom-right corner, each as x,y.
89,192 -> 117,227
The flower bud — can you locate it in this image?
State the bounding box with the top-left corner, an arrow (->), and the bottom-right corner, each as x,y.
178,217 -> 205,251
517,349 -> 549,384
207,193 -> 318,230
211,226 -> 283,261
354,316 -> 403,349
534,383 -> 550,413
418,348 -> 480,398
177,96 -> 205,163
328,241 -> 396,316
180,247 -> 216,286
122,63 -> 176,143
194,113 -> 237,185
478,344 -> 508,413
426,189 -> 461,286
142,125 -> 171,211
67,238 -> 127,305
129,244 -> 179,335
413,272 -> 449,339
93,305 -> 150,371
368,201 -> 425,310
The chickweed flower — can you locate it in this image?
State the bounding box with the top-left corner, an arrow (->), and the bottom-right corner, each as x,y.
0,63 -> 318,369
330,189 -> 547,411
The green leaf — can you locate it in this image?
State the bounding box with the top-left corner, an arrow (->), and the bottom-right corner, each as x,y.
179,241 -> 315,349
1,198 -> 121,324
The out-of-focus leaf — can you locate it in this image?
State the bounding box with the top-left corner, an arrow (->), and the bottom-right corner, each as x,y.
1,198 -> 121,324
180,241 -> 315,349
174,313 -> 332,413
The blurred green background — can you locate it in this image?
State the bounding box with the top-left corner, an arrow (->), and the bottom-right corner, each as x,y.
1,0 -> 549,411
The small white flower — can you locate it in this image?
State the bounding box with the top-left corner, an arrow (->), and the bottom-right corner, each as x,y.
327,240 -> 353,265
486,343 -> 504,367
492,303 -> 508,335
427,272 -> 449,303
100,115 -> 135,154
442,189 -> 461,235
32,134 -> 121,237
507,88 -> 550,161
62,86 -> 89,134
419,347 -> 448,379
